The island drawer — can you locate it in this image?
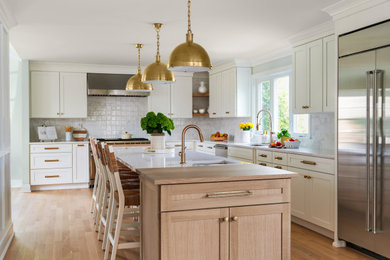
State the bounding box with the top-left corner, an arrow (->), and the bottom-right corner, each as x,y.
288,154 -> 334,174
256,150 -> 273,163
273,152 -> 288,165
160,179 -> 290,211
30,144 -> 72,153
228,147 -> 254,161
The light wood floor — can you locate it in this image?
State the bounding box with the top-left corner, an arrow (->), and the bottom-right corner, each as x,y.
5,188 -> 372,260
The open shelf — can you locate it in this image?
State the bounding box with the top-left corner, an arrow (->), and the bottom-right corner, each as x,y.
193,113 -> 209,117
192,93 -> 209,97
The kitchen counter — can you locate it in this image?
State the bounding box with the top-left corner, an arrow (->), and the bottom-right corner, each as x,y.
30,140 -> 89,144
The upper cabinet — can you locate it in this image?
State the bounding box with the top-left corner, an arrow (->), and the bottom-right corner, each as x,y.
30,71 -> 87,118
148,74 -> 193,118
209,65 -> 251,118
292,35 -> 336,114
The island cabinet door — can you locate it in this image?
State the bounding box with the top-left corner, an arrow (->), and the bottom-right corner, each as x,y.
161,208 -> 229,260
229,204 -> 290,260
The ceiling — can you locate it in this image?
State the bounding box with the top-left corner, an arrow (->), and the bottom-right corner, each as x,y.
4,0 -> 340,67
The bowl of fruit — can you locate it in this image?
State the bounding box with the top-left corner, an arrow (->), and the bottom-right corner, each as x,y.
210,132 -> 228,141
270,141 -> 284,149
284,138 -> 301,149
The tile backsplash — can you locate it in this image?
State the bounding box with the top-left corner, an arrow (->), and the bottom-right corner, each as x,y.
30,96 -> 250,141
30,96 -> 335,151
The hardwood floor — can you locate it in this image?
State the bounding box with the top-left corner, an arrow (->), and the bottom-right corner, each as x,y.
5,188 -> 372,260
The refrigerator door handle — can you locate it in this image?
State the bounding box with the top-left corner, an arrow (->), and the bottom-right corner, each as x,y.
366,71 -> 373,232
373,69 -> 384,234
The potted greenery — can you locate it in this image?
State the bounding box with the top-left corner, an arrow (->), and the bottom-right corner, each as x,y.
141,112 -> 175,150
277,128 -> 291,145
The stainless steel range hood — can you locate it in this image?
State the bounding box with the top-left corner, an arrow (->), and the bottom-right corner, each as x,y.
87,73 -> 150,97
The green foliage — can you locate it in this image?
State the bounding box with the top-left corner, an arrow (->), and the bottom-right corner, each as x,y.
140,112 -> 175,136
277,128 -> 291,139
260,81 -> 270,130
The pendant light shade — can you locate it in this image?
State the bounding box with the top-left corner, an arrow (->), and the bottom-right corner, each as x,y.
126,44 -> 153,91
168,0 -> 211,72
142,23 -> 175,84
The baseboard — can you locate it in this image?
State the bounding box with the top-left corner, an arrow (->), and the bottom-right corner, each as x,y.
292,216 -> 334,239
10,179 -> 22,188
31,183 -> 89,191
0,222 -> 14,260
21,184 -> 31,192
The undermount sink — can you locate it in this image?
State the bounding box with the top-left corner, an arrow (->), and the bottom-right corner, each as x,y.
190,160 -> 238,166
250,143 -> 268,147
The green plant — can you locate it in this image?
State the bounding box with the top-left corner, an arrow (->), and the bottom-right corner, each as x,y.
277,128 -> 291,139
140,112 -> 175,135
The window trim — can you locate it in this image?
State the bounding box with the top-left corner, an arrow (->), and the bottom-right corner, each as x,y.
252,69 -> 310,138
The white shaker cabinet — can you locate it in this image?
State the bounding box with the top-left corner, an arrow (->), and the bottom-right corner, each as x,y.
148,75 -> 193,118
322,35 -> 336,112
293,39 -> 323,113
30,71 -> 87,118
209,65 -> 251,118
60,73 -> 88,118
30,71 -> 60,118
72,143 -> 89,183
293,35 -> 336,114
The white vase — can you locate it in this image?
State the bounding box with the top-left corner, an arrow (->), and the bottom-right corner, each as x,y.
151,133 -> 166,150
198,81 -> 208,94
239,130 -> 251,143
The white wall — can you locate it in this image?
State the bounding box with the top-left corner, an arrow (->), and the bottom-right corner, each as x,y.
9,46 -> 29,188
0,24 -> 14,260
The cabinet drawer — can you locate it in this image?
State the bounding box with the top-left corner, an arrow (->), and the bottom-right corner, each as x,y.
273,152 -> 288,165
288,154 -> 334,174
160,179 -> 290,211
256,150 -> 273,163
257,161 -> 273,167
30,153 -> 72,169
30,144 -> 72,153
197,143 -> 215,154
31,168 -> 72,185
228,147 -> 253,161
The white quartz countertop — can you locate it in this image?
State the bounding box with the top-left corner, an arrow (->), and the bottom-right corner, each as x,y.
30,140 -> 89,144
115,147 -> 239,170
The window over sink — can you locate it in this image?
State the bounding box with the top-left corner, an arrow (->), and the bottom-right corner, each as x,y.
254,72 -> 309,137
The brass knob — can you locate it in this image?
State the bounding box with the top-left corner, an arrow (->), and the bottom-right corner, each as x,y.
57,113 -> 59,115
302,105 -> 309,109
231,216 -> 238,222
221,217 -> 229,222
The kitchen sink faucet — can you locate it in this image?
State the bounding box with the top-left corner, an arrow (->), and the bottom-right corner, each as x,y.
180,124 -> 204,164
256,109 -> 273,145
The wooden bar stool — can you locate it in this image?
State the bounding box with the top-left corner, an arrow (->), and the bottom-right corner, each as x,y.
90,137 -> 104,226
104,145 -> 140,260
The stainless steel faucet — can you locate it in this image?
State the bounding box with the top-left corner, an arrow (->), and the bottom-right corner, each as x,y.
180,124 -> 204,164
256,109 -> 273,145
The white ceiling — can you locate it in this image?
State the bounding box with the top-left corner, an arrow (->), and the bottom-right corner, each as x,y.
4,0 -> 340,67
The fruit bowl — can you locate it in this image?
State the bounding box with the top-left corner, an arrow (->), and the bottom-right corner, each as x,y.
210,132 -> 228,141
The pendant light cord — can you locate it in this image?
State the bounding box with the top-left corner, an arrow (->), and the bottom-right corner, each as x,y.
156,28 -> 160,58
137,45 -> 141,73
187,0 -> 191,33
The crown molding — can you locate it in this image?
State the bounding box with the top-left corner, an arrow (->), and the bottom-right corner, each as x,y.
288,20 -> 335,47
0,0 -> 16,31
322,0 -> 388,21
210,59 -> 251,74
250,46 -> 292,68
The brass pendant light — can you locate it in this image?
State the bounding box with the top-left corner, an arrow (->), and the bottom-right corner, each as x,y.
142,23 -> 175,84
126,44 -> 153,91
167,0 -> 211,72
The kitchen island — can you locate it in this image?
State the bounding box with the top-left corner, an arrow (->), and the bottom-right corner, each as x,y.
116,147 -> 297,260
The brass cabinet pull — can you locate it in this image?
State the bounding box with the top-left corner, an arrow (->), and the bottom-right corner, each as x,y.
61,113 -> 64,115
198,145 -> 203,148
212,112 -> 216,115
45,175 -> 60,178
231,216 -> 239,222
302,105 -> 309,109
220,217 -> 229,222
77,144 -> 84,147
260,154 -> 267,158
304,175 -> 312,179
57,113 -> 60,115
301,160 -> 317,166
44,147 -> 59,150
174,144 -> 181,147
45,159 -> 59,162
275,156 -> 283,160
207,146 -> 213,149
206,190 -> 253,198
274,166 -> 282,169
225,112 -> 230,114
259,163 -> 267,166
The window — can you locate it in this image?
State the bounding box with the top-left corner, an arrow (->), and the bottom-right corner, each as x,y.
255,72 -> 309,137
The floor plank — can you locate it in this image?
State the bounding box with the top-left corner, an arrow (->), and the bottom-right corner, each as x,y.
5,188 -> 372,260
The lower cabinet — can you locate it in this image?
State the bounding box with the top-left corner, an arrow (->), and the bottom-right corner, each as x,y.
161,204 -> 290,260
289,166 -> 335,231
72,143 -> 89,183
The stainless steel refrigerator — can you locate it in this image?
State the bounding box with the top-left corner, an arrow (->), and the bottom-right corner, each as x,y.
338,20 -> 390,258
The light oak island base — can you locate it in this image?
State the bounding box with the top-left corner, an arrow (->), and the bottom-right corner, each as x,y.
4,188 -> 372,260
